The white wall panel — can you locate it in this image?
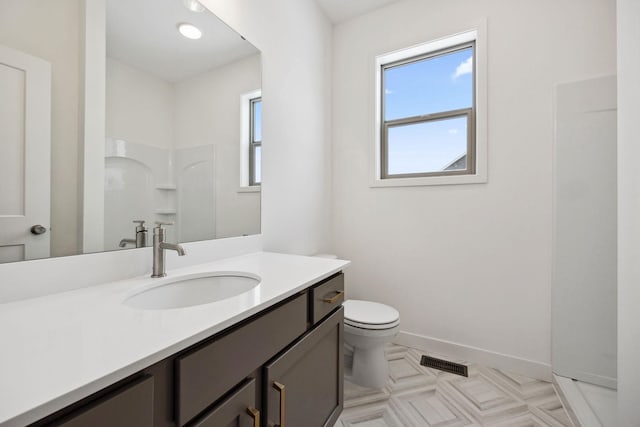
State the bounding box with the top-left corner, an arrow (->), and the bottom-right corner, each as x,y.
617,0 -> 640,423
552,76 -> 617,388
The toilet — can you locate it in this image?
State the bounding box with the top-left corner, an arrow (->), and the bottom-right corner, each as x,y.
313,254 -> 400,389
343,300 -> 400,389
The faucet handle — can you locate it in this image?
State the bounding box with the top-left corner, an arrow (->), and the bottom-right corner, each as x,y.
133,220 -> 147,233
154,221 -> 174,229
154,221 -> 174,235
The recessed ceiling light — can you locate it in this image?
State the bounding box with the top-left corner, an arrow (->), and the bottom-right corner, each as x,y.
177,23 -> 202,40
183,0 -> 205,13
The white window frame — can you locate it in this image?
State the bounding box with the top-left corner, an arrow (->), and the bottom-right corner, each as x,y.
239,89 -> 261,192
371,23 -> 487,187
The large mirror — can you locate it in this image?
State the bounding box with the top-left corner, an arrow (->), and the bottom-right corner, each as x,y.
0,0 -> 261,263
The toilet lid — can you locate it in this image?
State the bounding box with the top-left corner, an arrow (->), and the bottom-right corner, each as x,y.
343,300 -> 400,330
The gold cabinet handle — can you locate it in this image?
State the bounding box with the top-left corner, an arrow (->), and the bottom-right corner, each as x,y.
246,406 -> 260,427
272,381 -> 286,427
322,290 -> 344,303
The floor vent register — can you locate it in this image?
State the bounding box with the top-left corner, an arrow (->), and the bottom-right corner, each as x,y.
420,354 -> 469,377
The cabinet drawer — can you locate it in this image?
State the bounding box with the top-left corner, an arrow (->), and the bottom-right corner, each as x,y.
56,376 -> 153,427
311,273 -> 344,324
175,293 -> 307,426
192,379 -> 259,427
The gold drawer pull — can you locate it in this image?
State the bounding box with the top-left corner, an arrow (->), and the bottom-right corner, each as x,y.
273,381 -> 286,427
322,290 -> 344,304
246,406 -> 260,427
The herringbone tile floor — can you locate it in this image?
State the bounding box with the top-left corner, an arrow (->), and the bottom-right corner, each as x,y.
337,344 -> 572,427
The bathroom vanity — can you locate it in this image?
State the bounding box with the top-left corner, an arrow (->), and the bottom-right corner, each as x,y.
0,253 -> 348,427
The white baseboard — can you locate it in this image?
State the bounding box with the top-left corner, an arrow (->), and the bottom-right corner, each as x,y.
394,331 -> 553,382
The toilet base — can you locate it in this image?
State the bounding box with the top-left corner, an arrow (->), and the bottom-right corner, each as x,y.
349,344 -> 389,389
342,300 -> 400,390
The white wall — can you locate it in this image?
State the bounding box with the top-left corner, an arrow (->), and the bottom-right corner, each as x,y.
201,0 -> 333,255
617,0 -> 640,423
0,0 -> 81,257
106,57 -> 174,149
173,54 -> 261,238
332,0 -> 616,377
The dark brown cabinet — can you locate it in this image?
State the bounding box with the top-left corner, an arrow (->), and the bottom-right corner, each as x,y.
191,379 -> 259,427
54,376 -> 154,427
31,273 -> 345,427
175,293 -> 307,426
264,308 -> 344,427
310,274 -> 345,324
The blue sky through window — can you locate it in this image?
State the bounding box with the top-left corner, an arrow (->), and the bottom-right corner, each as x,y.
384,46 -> 473,174
388,116 -> 467,174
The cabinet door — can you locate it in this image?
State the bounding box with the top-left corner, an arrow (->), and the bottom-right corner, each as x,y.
191,379 -> 260,427
264,308 -> 343,427
176,293 -> 307,426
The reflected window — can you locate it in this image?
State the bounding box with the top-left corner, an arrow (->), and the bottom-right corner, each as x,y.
250,97 -> 262,185
380,39 -> 475,178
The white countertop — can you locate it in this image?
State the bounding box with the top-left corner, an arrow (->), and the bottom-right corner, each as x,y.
0,252 -> 349,427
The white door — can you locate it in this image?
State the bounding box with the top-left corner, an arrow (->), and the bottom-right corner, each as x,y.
0,44 -> 51,263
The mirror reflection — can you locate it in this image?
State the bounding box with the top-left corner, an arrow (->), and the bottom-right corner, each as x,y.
0,0 -> 262,264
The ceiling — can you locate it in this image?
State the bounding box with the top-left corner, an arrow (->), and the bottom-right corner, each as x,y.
315,0 -> 403,24
106,0 -> 401,82
106,0 -> 259,82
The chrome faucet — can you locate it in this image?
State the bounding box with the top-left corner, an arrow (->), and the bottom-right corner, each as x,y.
119,220 -> 148,248
119,238 -> 136,248
152,222 -> 186,278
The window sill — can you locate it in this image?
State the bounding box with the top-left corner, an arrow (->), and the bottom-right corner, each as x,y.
369,173 -> 486,188
238,186 -> 261,193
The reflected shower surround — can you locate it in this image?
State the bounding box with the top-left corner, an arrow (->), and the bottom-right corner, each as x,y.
104,139 -> 215,252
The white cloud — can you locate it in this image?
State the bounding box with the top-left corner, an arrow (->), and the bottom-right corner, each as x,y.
448,129 -> 459,134
453,56 -> 473,79
385,88 -> 394,95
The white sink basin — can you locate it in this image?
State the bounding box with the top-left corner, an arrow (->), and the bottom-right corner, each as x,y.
124,272 -> 261,310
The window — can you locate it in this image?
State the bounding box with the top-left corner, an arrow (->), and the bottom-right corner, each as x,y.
249,97 -> 262,185
382,43 -> 475,178
240,89 -> 261,189
374,28 -> 486,186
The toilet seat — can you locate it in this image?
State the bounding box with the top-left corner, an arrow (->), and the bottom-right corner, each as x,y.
345,318 -> 400,330
343,300 -> 400,330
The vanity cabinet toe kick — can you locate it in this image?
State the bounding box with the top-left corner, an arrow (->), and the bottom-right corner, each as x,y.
29,272 -> 345,427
